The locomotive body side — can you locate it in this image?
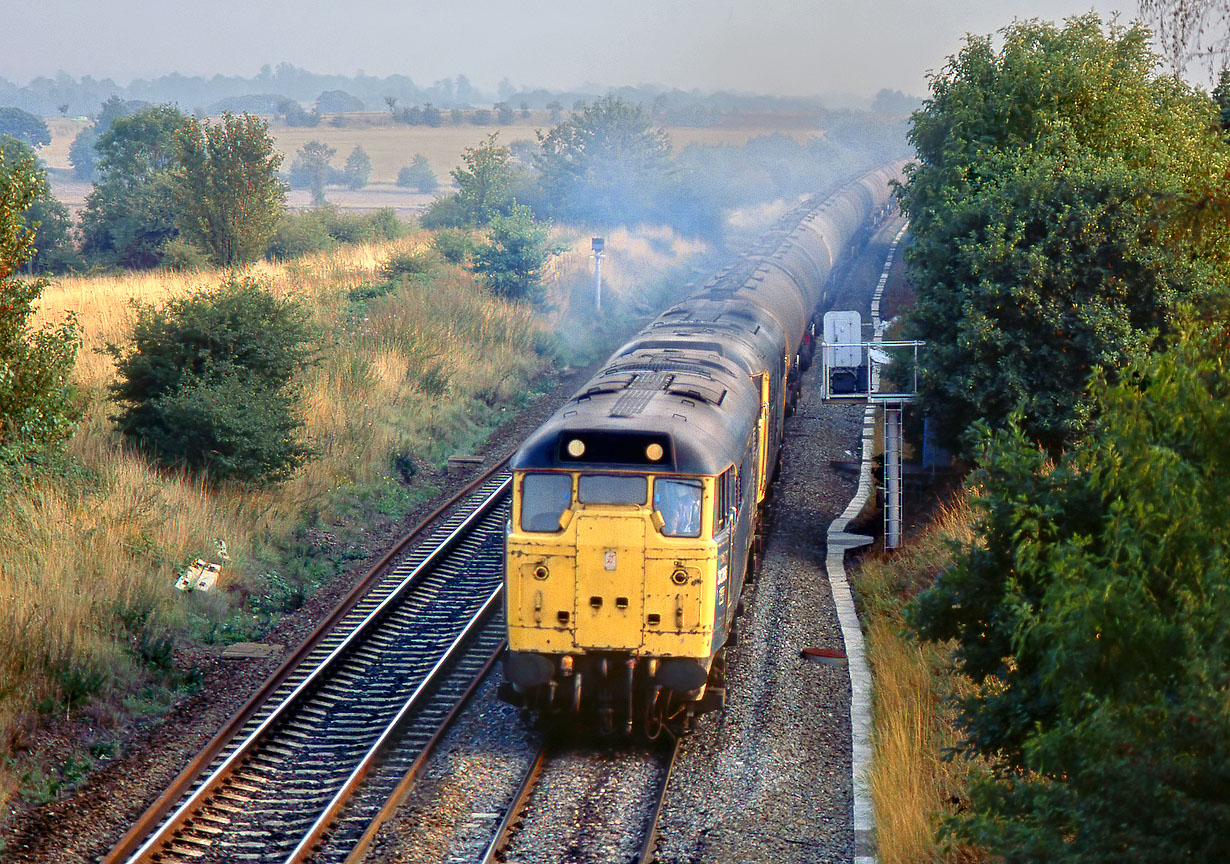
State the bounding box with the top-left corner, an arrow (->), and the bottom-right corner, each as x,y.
503,345 -> 769,732
501,163 -> 902,734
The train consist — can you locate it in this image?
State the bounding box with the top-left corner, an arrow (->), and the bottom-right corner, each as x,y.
498,164 -> 901,735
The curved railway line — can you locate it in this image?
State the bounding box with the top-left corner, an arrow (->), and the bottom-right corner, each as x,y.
96,196 -> 910,864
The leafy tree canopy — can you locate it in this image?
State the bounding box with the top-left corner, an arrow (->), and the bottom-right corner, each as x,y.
0,138 -> 80,462
173,112 -> 286,266
535,95 -> 671,225
0,107 -> 50,148
288,139 -> 335,206
898,14 -> 1230,453
79,103 -> 190,268
448,133 -> 516,225
911,307 -> 1230,861
0,135 -> 82,273
68,95 -> 133,181
341,145 -> 372,190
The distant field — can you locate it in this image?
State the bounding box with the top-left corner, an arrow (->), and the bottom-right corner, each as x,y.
38,112 -> 824,212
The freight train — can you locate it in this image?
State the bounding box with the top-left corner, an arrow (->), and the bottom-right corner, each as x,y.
498,164 -> 901,735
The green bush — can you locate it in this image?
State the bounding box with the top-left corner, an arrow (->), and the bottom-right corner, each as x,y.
420,195 -> 469,229
379,249 -> 441,280
159,236 -> 211,271
430,228 -> 474,264
396,154 -> 439,192
109,277 -> 316,484
265,207 -> 406,260
470,204 -> 556,302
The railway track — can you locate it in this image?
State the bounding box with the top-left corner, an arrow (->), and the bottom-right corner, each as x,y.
478,738 -> 680,864
105,470 -> 514,864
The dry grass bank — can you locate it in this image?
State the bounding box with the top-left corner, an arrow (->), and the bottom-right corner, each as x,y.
854,495 -> 983,864
3,223 -> 708,811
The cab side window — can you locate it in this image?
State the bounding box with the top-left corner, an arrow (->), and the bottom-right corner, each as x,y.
713,470 -> 729,534
654,478 -> 703,538
520,473 -> 572,532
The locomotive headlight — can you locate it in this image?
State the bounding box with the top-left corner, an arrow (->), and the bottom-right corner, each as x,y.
645,442 -> 664,461
671,569 -> 688,585
534,565 -> 549,580
566,438 -> 586,457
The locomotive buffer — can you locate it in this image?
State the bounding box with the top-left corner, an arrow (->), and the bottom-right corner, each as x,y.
819,309 -> 923,550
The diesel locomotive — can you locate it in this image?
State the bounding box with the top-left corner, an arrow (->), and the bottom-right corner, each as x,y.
499,164 -> 901,735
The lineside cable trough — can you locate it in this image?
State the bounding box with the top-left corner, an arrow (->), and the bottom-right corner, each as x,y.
823,221 -> 912,864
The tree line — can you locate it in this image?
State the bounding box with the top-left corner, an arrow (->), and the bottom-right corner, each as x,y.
897,14 -> 1230,860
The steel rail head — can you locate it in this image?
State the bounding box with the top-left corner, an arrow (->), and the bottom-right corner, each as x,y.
122,477 -> 511,863
636,738 -> 683,864
284,583 -> 506,864
478,745 -> 551,864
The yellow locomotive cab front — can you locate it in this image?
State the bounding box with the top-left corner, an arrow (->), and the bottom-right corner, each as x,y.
506,470 -> 719,671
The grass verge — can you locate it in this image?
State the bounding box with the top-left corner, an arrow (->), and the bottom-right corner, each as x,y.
853,492 -> 984,863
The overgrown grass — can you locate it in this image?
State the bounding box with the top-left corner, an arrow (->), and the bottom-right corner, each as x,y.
5,222 -> 710,814
853,493 -> 983,864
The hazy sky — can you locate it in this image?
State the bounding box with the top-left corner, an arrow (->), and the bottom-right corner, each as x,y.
7,1 -> 1136,99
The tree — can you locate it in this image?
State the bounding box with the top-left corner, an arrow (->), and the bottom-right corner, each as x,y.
535,95 -> 672,224
910,309 -> 1230,861
449,133 -> 515,225
0,135 -> 82,273
396,154 -> 438,192
1214,68 -> 1230,132
0,138 -> 81,463
289,140 -> 335,205
1138,0 -> 1230,73
340,145 -> 372,190
173,112 -> 287,266
109,277 -> 315,484
494,101 -> 514,124
68,96 -> 131,181
78,103 -> 189,268
0,108 -> 50,148
314,89 -> 363,114
469,203 -> 556,302
897,15 -> 1230,454
384,95 -> 397,113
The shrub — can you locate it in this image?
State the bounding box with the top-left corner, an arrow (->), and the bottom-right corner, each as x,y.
379,249 -> 442,279
470,204 -> 556,302
265,208 -> 405,260
266,211 -> 334,259
420,194 -> 470,229
109,277 -> 316,484
396,154 -> 439,193
159,236 -> 211,271
431,228 -> 474,264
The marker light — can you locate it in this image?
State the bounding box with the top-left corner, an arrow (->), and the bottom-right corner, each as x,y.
645,442 -> 664,461
567,438 -> 586,457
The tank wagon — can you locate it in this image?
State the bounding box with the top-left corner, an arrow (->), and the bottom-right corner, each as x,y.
499,163 -> 902,735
